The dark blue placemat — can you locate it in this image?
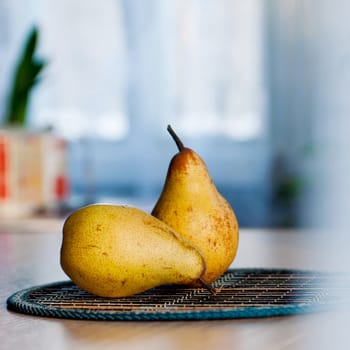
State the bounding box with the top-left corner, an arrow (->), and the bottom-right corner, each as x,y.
7,268 -> 350,321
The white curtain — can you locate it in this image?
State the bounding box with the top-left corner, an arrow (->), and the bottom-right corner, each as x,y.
0,0 -> 265,141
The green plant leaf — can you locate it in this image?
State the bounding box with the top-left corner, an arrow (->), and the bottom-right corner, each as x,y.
4,26 -> 47,126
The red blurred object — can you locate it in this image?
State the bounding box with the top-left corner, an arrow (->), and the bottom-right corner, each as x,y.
0,138 -> 8,199
55,175 -> 69,201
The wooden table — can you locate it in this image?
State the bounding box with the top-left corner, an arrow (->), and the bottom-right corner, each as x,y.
1,219 -> 349,350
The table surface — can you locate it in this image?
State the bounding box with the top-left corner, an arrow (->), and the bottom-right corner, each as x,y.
1,218 -> 349,350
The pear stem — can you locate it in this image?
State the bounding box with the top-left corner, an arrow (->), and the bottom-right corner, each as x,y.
199,278 -> 217,295
167,125 -> 185,152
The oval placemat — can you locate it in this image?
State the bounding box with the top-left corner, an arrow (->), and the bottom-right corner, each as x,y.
7,268 -> 350,321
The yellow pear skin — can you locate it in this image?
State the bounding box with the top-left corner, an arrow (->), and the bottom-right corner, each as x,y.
152,126 -> 239,283
60,204 -> 206,297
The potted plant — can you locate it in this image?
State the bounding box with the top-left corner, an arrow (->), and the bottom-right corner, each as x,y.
0,27 -> 69,217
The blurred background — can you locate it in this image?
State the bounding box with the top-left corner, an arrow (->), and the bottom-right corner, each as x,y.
0,0 -> 349,229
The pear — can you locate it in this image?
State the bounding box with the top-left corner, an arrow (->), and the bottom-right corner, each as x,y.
60,204 -> 207,297
152,125 -> 239,283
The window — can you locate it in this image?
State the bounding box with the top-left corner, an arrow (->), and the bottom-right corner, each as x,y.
1,0 -> 265,141
1,0 -> 269,226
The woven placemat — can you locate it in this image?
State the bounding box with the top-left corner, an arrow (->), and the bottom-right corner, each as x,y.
7,268 -> 350,321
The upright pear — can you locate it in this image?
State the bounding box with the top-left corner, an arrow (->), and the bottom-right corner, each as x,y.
61,204 -> 206,297
152,126 -> 239,283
